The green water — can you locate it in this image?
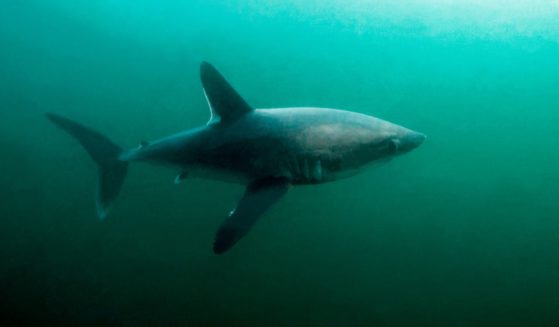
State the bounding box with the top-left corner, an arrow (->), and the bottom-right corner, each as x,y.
2,1 -> 559,325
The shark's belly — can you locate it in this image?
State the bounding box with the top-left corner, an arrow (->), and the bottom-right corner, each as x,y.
278,153 -> 346,184
190,147 -> 357,185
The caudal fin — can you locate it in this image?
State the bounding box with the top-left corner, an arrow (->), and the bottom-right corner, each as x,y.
46,113 -> 128,219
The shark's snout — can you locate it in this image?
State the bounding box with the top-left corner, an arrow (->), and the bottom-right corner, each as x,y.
398,131 -> 426,153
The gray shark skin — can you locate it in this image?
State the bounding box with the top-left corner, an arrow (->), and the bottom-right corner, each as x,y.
46,62 -> 425,254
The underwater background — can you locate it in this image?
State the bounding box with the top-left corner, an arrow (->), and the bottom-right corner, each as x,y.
1,0 -> 559,326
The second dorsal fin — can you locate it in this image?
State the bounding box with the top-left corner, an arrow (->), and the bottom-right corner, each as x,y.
200,62 -> 253,124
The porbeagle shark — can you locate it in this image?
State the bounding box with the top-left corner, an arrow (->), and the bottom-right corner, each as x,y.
46,62 -> 425,254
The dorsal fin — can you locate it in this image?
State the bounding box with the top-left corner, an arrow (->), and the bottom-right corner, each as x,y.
200,61 -> 253,124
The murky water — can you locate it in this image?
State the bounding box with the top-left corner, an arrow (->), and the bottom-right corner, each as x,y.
1,1 -> 559,325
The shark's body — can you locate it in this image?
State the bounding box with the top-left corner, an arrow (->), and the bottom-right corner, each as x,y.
124,107 -> 423,185
47,62 -> 425,254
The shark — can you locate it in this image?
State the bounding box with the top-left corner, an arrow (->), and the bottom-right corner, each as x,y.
46,62 -> 425,254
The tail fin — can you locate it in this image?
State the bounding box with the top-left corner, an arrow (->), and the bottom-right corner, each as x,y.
46,113 -> 128,219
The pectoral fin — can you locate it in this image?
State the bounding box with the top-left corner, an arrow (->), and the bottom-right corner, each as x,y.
213,177 -> 290,254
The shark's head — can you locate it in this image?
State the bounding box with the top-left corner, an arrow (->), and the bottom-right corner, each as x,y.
295,110 -> 425,173
354,116 -> 426,163
386,126 -> 426,156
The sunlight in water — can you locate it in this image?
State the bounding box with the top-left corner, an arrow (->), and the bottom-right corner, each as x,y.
230,0 -> 559,39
